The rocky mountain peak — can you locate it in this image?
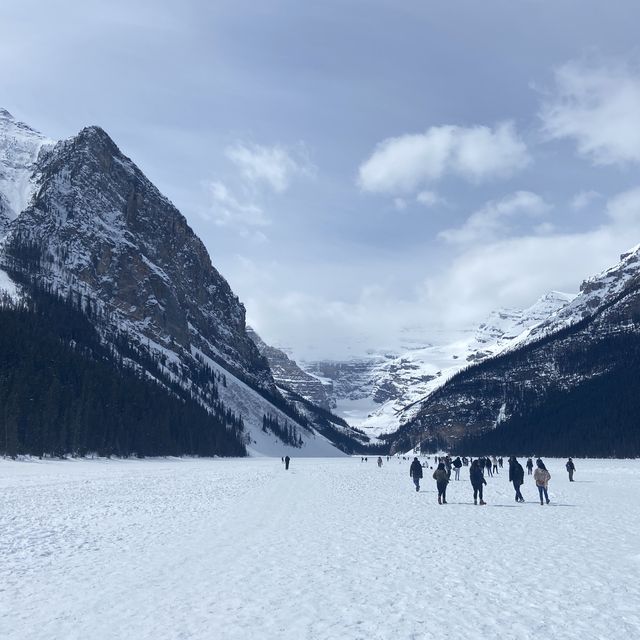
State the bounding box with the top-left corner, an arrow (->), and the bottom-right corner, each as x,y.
4,120 -> 271,390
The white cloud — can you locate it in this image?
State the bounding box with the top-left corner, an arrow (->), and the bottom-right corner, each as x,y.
416,190 -> 442,207
225,142 -> 313,193
540,58 -> 640,165
439,190 -> 551,245
357,121 -> 530,194
209,180 -> 270,228
207,140 -> 313,240
570,189 -> 601,210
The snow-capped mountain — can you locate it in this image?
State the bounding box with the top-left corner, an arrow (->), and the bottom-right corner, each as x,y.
295,291 -> 574,439
0,110 -> 346,457
0,109 -> 52,230
390,246 -> 640,456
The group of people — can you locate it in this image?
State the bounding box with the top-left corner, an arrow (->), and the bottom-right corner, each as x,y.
409,454 -> 577,505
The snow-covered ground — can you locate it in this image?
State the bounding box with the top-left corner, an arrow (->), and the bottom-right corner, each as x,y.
2,456 -> 639,639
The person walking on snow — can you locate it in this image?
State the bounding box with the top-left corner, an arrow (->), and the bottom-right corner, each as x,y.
410,457 -> 423,492
534,459 -> 551,505
284,455 -> 291,470
470,460 -> 487,505
453,456 -> 462,480
566,458 -> 576,481
492,456 -> 499,474
485,457 -> 493,478
508,456 -> 525,502
526,458 -> 534,475
433,463 -> 450,504
377,456 -> 383,468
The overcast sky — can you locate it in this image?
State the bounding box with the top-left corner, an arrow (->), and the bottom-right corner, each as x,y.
3,0 -> 640,359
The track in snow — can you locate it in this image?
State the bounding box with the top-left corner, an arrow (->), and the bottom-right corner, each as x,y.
1,457 -> 639,639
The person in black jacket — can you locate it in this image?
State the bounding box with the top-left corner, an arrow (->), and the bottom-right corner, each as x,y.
284,455 -> 290,470
410,457 -> 423,492
508,456 -> 525,502
433,463 -> 450,504
566,458 -> 576,481
485,457 -> 493,478
526,458 -> 534,475
452,456 -> 462,480
470,460 -> 487,505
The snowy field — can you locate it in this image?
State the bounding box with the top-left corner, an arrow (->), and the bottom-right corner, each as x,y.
2,457 -> 639,640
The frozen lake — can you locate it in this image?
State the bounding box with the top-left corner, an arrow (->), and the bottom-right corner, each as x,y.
2,456 -> 639,639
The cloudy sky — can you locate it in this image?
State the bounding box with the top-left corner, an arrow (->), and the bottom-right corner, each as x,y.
3,0 -> 640,359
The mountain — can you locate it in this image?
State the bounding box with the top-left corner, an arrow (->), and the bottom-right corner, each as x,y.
389,247 -> 640,457
296,291 -> 574,439
0,109 -> 346,457
247,327 -> 383,453
247,327 -> 332,410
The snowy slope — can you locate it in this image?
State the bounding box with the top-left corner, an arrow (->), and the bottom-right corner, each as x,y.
0,267 -> 18,299
0,109 -> 51,228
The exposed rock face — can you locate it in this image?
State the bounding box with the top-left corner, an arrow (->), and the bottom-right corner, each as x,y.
392,247 -> 640,452
247,327 -> 332,410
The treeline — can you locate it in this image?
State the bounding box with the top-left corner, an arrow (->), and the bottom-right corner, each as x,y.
0,284 -> 246,459
455,333 -> 640,457
262,414 -> 303,447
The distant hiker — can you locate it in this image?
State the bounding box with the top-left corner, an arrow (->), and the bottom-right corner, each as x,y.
433,463 -> 449,504
470,460 -> 487,505
508,456 -> 525,503
284,455 -> 291,470
526,458 -> 534,475
485,457 -> 493,478
498,456 -> 504,469
491,456 -> 499,474
462,456 -> 469,466
377,456 -> 383,468
566,458 -> 576,482
410,457 -> 423,492
534,459 -> 551,505
453,456 -> 462,480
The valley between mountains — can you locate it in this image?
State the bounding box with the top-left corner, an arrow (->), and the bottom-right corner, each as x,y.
2,107 -> 640,458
